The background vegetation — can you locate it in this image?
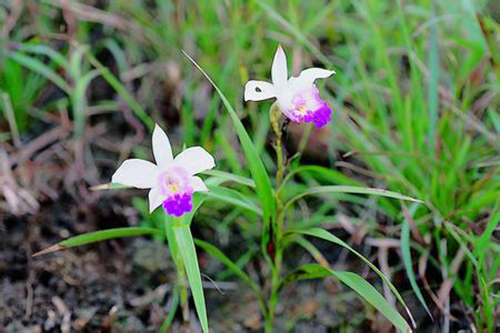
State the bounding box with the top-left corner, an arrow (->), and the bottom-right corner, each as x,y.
1,0 -> 498,331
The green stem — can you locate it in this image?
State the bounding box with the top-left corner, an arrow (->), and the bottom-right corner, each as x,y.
267,103 -> 287,332
271,104 -> 286,195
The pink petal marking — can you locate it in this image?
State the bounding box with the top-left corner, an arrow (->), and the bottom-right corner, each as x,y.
157,166 -> 194,217
283,84 -> 332,129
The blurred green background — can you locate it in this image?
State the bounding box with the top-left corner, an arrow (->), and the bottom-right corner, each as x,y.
0,0 -> 498,331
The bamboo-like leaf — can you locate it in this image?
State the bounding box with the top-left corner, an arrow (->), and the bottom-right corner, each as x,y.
281,165 -> 361,190
207,186 -> 262,215
73,69 -> 99,137
159,285 -> 179,333
280,263 -> 332,287
401,212 -> 433,319
204,169 -> 255,188
33,227 -> 162,257
173,226 -> 208,333
285,185 -> 422,211
194,238 -> 268,319
280,264 -> 411,332
15,43 -> 69,68
7,51 -> 70,93
182,51 -> 276,252
286,227 -> 416,329
89,183 -> 130,191
426,0 -> 439,155
335,271 -> 410,332
194,239 -> 254,289
85,51 -> 154,131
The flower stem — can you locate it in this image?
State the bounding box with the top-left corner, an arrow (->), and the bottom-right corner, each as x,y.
270,103 -> 286,193
267,103 -> 287,332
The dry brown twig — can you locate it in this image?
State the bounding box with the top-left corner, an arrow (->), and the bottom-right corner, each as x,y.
0,146 -> 40,215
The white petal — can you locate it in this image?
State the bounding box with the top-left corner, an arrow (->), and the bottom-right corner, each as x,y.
190,176 -> 209,192
173,147 -> 215,175
291,67 -> 336,89
152,124 -> 174,168
271,45 -> 288,92
244,80 -> 276,101
111,159 -> 159,189
148,187 -> 164,213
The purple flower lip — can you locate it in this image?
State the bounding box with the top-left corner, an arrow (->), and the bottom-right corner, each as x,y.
162,191 -> 194,217
285,85 -> 332,128
311,102 -> 332,129
158,167 -> 195,217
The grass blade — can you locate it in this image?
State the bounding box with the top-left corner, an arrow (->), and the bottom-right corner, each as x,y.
173,225 -> 208,333
281,165 -> 362,190
207,185 -> 262,215
194,238 -> 269,321
194,238 -> 254,290
287,227 -> 416,329
85,51 -> 154,131
427,0 -> 439,155
183,50 -> 275,220
182,50 -> 276,257
203,169 -> 255,188
285,185 -> 422,211
33,227 -> 162,257
280,264 -> 411,332
159,285 -> 179,333
335,271 -> 411,332
7,51 -> 70,93
401,210 -> 433,319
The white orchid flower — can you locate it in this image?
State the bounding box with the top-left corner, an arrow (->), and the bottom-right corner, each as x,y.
244,45 -> 335,129
111,124 -> 215,217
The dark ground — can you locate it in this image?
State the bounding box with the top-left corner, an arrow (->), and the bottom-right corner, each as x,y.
1,192 -> 468,332
0,195 -> 354,332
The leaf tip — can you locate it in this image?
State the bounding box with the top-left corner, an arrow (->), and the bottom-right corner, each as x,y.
89,183 -> 111,191
32,244 -> 65,257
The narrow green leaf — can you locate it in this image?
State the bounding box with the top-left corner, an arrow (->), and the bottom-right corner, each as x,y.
475,198 -> 499,267
89,183 -> 131,191
282,165 -> 362,190
72,69 -> 99,137
280,264 -> 411,332
182,51 -> 276,228
285,185 -> 422,211
159,285 -> 179,333
401,213 -> 433,319
207,186 -> 262,215
427,0 -> 439,155
204,169 -> 256,188
194,238 -> 268,319
335,271 -> 410,332
7,51 -> 70,92
174,226 -> 208,333
255,0 -> 332,66
14,43 -> 69,68
33,227 -> 162,257
85,51 -> 154,131
194,239 -> 254,288
292,236 -> 330,268
287,227 -> 416,328
280,263 -> 332,287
